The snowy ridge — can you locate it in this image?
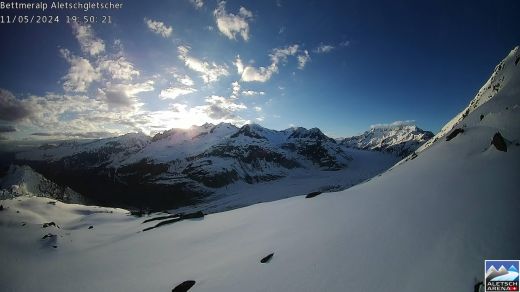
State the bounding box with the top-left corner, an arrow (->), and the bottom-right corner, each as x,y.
416,46 -> 519,153
0,165 -> 85,204
341,124 -> 433,157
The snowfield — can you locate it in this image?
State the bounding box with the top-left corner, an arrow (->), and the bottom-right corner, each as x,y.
1,47 -> 519,292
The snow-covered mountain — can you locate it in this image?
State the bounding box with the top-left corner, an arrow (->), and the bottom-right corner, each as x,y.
341,124 -> 434,157
15,123 -> 398,210
0,164 -> 85,204
0,46 -> 518,292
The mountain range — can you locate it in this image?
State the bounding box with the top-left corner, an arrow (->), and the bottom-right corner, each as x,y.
10,120 -> 430,210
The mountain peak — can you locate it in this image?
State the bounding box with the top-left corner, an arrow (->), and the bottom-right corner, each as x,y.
342,124 -> 433,157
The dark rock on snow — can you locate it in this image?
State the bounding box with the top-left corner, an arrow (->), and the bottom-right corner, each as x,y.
42,222 -> 58,228
0,205 -> 3,211
491,132 -> 507,152
261,253 -> 274,263
474,281 -> 483,292
181,211 -> 204,219
142,214 -> 180,224
446,128 -> 464,141
172,280 -> 196,292
88,226 -> 94,229
41,233 -> 56,240
143,211 -> 205,231
143,217 -> 183,231
305,191 -> 322,199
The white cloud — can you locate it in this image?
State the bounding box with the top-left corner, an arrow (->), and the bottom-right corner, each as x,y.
175,74 -> 195,86
370,120 -> 416,129
60,49 -> 101,93
297,50 -> 310,69
203,95 -> 246,119
254,106 -> 262,112
231,81 -> 240,99
242,90 -> 265,96
99,80 -> 154,108
214,1 -> 253,41
314,43 -> 335,54
178,45 -> 229,83
233,55 -> 245,74
145,18 -> 173,38
159,87 -> 197,100
99,57 -> 140,80
104,80 -> 154,97
236,44 -> 301,82
71,23 -> 105,56
190,0 -> 203,9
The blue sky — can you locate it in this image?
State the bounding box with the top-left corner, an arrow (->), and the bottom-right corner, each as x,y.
0,0 -> 519,141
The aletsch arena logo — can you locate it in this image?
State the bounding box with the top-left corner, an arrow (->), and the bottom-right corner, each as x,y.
485,260 -> 520,291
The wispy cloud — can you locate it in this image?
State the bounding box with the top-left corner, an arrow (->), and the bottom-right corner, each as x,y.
71,23 -> 105,56
214,1 -> 253,41
60,49 -> 101,93
297,50 -> 310,69
190,0 -> 203,9
203,95 -> 247,119
313,43 -> 335,54
242,90 -> 265,96
178,45 -> 229,83
370,120 -> 416,129
339,40 -> 351,47
144,18 -> 173,38
99,57 -> 140,80
99,80 -> 154,109
160,87 -> 197,100
175,74 -> 195,86
236,44 -> 304,82
230,81 -> 240,99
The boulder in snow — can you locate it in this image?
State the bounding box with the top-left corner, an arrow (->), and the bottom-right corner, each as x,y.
181,211 -> 204,220
41,233 -> 56,240
261,253 -> 274,263
491,132 -> 507,152
305,191 -> 322,198
172,280 -> 196,292
42,222 -> 58,228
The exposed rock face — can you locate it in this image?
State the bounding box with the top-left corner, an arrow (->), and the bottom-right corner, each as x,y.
446,128 -> 464,141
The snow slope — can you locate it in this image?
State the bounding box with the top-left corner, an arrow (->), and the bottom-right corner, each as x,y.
1,47 -> 519,292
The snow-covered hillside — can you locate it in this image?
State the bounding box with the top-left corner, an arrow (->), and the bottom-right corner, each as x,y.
1,47 -> 519,291
0,165 -> 85,204
341,124 -> 433,157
